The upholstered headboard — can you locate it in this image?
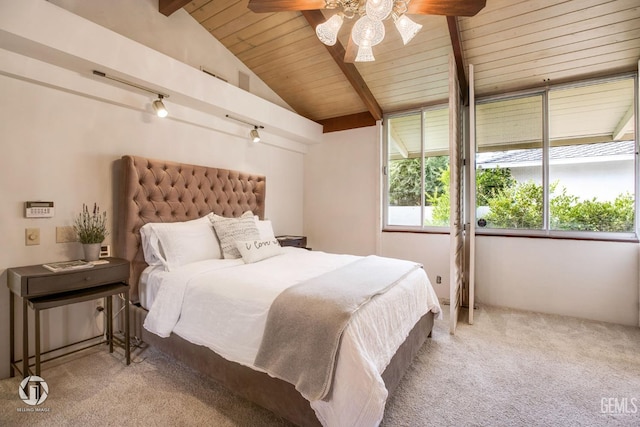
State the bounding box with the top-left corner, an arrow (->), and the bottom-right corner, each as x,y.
117,155 -> 266,302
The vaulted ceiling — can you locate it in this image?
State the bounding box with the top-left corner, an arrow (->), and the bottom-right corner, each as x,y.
159,0 -> 640,133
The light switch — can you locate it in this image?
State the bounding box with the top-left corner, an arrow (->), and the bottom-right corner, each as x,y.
25,228 -> 40,246
56,226 -> 77,243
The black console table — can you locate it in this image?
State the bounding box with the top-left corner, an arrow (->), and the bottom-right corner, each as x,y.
7,257 -> 130,378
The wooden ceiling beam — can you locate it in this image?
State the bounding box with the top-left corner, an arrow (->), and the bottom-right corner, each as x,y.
248,0 -> 326,13
159,0 -> 191,17
301,10 -> 383,121
317,112 -> 377,133
446,16 -> 468,104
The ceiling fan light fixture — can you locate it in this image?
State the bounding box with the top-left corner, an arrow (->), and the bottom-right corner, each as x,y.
153,95 -> 168,118
316,13 -> 344,46
351,15 -> 385,47
394,14 -> 422,45
258,0 -> 487,63
355,44 -> 375,62
366,0 -> 394,20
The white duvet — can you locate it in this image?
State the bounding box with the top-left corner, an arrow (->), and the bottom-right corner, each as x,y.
143,248 -> 441,426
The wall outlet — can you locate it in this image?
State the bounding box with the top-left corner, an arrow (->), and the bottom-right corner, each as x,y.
436,275 -> 442,284
56,226 -> 77,243
95,299 -> 104,313
100,244 -> 111,258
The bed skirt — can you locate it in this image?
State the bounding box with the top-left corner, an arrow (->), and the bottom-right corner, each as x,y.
129,304 -> 434,426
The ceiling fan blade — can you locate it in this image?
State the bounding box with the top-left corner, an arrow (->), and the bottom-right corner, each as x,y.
248,0 -> 326,13
407,0 -> 486,17
344,34 -> 357,63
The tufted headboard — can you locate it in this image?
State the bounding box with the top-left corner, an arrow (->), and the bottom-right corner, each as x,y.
117,155 -> 266,302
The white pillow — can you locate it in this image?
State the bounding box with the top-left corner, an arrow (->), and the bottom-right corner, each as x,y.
140,223 -> 164,266
140,215 -> 222,271
254,217 -> 276,240
236,238 -> 283,264
210,211 -> 260,259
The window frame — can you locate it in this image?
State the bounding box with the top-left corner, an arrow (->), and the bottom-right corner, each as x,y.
474,73 -> 639,242
381,72 -> 639,242
382,104 -> 450,233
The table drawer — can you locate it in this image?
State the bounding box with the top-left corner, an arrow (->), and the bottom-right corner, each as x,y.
27,263 -> 128,296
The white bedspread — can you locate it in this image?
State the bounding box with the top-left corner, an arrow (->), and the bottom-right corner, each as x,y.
143,248 -> 441,426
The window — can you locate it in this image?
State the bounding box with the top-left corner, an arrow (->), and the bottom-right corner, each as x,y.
383,74 -> 637,239
384,106 -> 449,229
548,79 -> 635,233
475,75 -> 637,238
475,94 -> 544,230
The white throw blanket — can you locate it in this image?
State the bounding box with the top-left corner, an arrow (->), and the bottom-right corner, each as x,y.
143,249 -> 441,426
255,256 -> 422,401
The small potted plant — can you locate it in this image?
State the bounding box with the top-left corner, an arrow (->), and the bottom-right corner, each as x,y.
74,203 -> 108,261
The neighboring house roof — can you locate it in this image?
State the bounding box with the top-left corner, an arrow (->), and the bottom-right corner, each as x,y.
477,140 -> 635,167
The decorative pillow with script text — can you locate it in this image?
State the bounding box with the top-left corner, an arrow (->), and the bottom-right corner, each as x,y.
236,238 -> 283,264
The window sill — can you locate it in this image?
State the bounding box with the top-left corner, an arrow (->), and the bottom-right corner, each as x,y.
475,229 -> 639,243
382,227 -> 639,243
382,227 -> 448,235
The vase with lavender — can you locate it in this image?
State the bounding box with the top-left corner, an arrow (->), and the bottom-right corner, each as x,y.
73,203 -> 108,261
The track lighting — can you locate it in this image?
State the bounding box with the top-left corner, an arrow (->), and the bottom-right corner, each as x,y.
250,127 -> 261,143
153,95 -> 168,118
92,70 -> 169,118
225,114 -> 265,143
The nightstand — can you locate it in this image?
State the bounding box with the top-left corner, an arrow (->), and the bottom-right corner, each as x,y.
7,257 -> 130,378
276,235 -> 308,249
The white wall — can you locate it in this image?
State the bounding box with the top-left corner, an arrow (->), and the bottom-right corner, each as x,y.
304,126 -> 379,255
549,159 -> 635,201
380,232 -> 451,298
304,127 -> 640,326
49,0 -> 292,111
0,0 -> 308,380
476,236 -> 639,326
506,159 -> 634,201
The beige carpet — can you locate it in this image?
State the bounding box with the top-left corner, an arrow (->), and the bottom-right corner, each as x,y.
1,305 -> 639,426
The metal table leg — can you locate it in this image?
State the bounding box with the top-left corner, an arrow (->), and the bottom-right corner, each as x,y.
106,294 -> 113,353
124,290 -> 130,365
35,308 -> 40,376
9,290 -> 14,377
22,299 -> 28,378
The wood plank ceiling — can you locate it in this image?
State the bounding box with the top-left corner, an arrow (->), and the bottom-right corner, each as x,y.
161,0 -> 640,133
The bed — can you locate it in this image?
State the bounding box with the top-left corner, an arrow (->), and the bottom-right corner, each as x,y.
117,155 -> 441,426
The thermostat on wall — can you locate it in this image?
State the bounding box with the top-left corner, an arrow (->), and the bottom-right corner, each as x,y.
25,201 -> 55,218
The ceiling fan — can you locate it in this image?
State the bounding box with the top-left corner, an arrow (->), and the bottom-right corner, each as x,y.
247,0 -> 486,62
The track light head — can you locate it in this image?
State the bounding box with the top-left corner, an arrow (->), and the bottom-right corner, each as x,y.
92,70 -> 170,117
153,95 -> 168,118
225,115 -> 263,142
250,126 -> 261,143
